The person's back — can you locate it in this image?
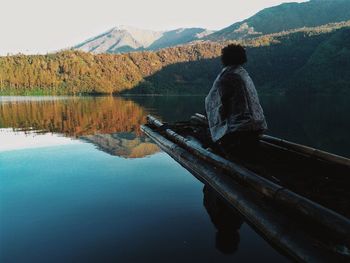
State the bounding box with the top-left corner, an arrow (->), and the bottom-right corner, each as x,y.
205,44 -> 267,152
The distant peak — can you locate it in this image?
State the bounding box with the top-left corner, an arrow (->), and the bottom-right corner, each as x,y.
113,25 -> 137,30
110,25 -> 158,33
74,25 -> 212,54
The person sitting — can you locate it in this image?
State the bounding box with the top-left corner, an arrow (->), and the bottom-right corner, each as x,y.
205,44 -> 267,154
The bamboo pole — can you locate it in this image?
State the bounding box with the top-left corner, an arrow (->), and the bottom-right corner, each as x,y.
193,113 -> 350,168
141,124 -> 347,263
145,115 -> 350,242
261,135 -> 350,168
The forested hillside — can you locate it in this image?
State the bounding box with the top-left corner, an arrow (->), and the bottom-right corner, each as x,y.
284,28 -> 350,96
0,21 -> 349,95
247,26 -> 350,95
123,22 -> 350,95
0,43 -> 223,95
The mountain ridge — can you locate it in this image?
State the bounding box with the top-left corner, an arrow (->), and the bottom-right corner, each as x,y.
205,0 -> 350,41
73,0 -> 350,54
74,26 -> 214,54
2,20 -> 349,96
1,0 -> 350,97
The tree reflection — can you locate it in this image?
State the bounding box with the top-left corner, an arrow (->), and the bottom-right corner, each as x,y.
0,96 -> 160,158
0,96 -> 147,137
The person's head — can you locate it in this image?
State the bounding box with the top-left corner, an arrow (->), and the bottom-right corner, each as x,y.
221,44 -> 247,67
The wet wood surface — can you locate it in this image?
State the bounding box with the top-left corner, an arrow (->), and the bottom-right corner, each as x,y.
143,115 -> 350,250
141,122 -> 350,263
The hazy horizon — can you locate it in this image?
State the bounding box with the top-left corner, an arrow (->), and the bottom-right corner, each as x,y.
0,0 -> 307,55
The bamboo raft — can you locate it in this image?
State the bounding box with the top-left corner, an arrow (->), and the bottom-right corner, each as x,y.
141,114 -> 350,263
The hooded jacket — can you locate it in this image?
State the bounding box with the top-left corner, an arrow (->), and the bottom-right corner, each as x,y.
205,65 -> 267,142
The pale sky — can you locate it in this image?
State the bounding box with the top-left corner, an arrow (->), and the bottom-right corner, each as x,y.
0,0 -> 307,55
0,129 -> 82,152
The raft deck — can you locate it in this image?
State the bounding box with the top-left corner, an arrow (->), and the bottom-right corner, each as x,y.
141,114 -> 350,263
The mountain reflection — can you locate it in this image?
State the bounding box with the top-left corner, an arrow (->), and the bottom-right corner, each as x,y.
82,132 -> 159,159
0,96 -> 159,158
203,185 -> 243,255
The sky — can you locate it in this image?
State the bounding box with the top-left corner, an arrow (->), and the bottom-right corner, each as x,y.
0,0 -> 307,55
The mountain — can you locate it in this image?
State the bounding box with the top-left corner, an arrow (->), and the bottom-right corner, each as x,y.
2,21 -> 349,96
72,0 -> 350,53
74,25 -> 214,54
206,0 -> 350,41
127,22 -> 350,95
1,21 -> 350,95
2,0 -> 350,96
283,28 -> 350,96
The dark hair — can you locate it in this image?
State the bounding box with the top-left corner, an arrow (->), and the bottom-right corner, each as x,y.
221,44 -> 247,66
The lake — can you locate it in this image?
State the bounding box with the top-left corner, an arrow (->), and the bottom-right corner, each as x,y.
1,95 -> 349,263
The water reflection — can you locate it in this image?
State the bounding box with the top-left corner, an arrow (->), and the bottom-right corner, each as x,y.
203,185 -> 243,255
0,128 -> 82,152
0,96 -> 147,137
261,95 -> 350,157
3,95 -> 340,262
126,94 -> 350,157
129,95 -> 206,122
0,96 -> 160,158
82,132 -> 159,158
1,94 -> 350,158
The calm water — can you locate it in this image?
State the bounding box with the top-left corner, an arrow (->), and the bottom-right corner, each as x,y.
1,95 -> 349,263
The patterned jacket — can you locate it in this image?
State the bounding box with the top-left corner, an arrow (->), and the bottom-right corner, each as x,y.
205,65 -> 267,142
